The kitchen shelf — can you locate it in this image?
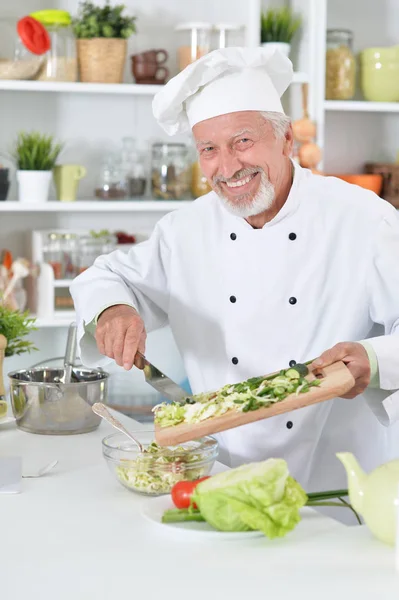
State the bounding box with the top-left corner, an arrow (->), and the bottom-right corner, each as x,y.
0,200 -> 193,212
0,80 -> 164,95
53,280 -> 72,288
0,72 -> 308,95
324,100 -> 399,113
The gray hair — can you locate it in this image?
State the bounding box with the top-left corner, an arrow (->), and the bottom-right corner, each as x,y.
260,111 -> 291,139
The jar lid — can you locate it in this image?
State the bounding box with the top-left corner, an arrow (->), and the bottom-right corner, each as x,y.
30,10 -> 72,27
17,16 -> 51,56
327,28 -> 353,37
175,22 -> 212,31
213,23 -> 244,31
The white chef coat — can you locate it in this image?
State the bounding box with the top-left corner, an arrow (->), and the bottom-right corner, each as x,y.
70,162 -> 399,502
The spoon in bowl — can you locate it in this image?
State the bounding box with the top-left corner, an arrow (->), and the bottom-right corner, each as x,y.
92,403 -> 144,453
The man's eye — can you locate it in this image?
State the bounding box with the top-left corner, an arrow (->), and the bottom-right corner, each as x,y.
202,146 -> 214,153
238,138 -> 250,144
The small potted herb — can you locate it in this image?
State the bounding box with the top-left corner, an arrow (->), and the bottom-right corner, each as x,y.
0,306 -> 37,415
12,131 -> 63,203
260,7 -> 302,57
73,1 -> 137,84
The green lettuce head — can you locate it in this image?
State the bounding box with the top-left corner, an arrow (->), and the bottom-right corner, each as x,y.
191,458 -> 307,539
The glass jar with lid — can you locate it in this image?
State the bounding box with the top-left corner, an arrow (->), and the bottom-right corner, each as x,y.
78,233 -> 117,273
43,232 -> 63,279
95,153 -> 127,200
325,29 -> 356,100
175,22 -> 212,71
30,10 -> 77,82
121,137 -> 147,198
151,143 -> 192,200
212,24 -> 245,49
62,233 -> 78,279
0,16 -> 50,80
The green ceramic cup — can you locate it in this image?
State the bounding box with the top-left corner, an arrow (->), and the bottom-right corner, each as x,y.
361,46 -> 399,102
53,164 -> 87,202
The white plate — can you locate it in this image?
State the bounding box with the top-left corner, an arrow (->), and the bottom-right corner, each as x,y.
141,495 -> 265,540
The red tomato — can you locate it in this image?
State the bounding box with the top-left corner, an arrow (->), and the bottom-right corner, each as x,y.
171,477 -> 210,509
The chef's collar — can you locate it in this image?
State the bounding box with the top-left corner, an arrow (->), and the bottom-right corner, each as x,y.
217,159 -> 303,230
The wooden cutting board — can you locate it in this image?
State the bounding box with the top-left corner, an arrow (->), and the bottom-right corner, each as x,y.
154,361 -> 355,446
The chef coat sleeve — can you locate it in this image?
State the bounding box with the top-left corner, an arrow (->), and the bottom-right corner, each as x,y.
70,218 -> 171,367
361,209 -> 399,425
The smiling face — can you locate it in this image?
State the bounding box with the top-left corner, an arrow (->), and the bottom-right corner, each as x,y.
193,111 -> 293,219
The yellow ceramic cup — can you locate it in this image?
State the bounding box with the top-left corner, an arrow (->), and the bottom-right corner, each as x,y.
53,164 -> 87,202
361,46 -> 399,102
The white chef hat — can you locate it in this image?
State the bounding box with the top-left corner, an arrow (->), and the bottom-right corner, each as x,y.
152,47 -> 293,136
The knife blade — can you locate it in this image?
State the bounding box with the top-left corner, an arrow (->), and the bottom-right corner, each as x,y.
136,352 -> 190,404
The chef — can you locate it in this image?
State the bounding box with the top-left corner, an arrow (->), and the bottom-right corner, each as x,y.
71,47 -> 399,502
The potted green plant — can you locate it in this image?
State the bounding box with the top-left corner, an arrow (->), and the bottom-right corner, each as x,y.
260,7 -> 302,57
0,306 -> 37,416
12,131 -> 63,203
73,1 -> 137,84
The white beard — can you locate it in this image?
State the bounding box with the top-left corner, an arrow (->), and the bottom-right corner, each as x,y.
215,170 -> 275,218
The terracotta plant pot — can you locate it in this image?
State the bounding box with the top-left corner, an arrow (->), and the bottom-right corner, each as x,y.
77,38 -> 127,84
332,174 -> 383,196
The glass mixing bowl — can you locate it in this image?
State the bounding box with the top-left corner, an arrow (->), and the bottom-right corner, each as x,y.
102,428 -> 219,496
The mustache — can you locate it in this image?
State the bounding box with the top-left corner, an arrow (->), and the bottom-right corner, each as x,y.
213,167 -> 262,186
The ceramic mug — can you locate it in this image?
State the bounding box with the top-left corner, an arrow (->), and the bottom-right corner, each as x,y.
131,49 -> 169,84
53,164 -> 86,202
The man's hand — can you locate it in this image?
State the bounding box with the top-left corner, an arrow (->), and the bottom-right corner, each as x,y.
309,342 -> 370,399
95,305 -> 146,370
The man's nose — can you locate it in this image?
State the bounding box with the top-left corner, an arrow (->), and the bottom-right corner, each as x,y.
217,148 -> 242,180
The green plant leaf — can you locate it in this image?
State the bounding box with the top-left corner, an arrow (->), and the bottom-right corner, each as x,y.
0,305 -> 37,357
260,8 -> 301,43
12,131 -> 63,171
73,0 -> 137,40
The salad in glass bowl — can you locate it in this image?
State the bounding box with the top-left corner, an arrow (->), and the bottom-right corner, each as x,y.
102,428 -> 218,496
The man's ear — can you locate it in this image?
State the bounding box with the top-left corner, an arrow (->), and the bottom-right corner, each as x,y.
283,123 -> 294,157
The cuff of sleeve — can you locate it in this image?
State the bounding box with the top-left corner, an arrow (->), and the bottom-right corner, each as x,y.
94,303 -> 137,325
358,340 -> 380,388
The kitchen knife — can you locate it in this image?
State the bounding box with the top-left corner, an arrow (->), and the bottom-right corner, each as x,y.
136,351 -> 190,404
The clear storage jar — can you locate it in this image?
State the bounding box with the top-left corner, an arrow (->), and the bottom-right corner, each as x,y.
62,233 -> 78,279
175,22 -> 212,71
30,10 -> 77,82
151,143 -> 191,200
212,23 -> 244,49
78,234 -> 117,274
325,29 -> 356,100
43,232 -> 63,279
121,137 -> 147,198
95,153 -> 127,200
0,16 -> 50,80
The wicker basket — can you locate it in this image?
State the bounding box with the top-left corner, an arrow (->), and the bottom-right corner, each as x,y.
364,162 -> 399,208
77,38 -> 127,84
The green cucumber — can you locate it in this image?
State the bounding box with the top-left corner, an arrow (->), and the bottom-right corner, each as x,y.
288,364 -> 309,378
285,368 -> 301,380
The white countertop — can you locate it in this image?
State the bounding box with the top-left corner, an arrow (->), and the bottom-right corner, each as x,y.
0,414 -> 396,600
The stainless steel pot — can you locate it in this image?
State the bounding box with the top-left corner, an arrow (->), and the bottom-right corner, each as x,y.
8,367 -> 109,435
